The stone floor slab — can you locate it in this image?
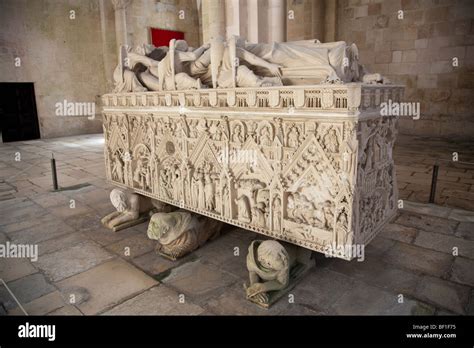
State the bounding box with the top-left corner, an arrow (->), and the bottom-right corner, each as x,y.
81,225 -> 141,247
56,259 -> 157,315
48,204 -> 94,219
132,251 -> 189,278
327,256 -> 421,298
8,219 -> 75,245
395,212 -> 458,235
414,231 -> 474,259
63,212 -> 104,231
8,290 -> 66,315
37,232 -> 88,256
290,267 -> 355,313
0,257 -> 37,283
47,305 -> 83,315
105,233 -> 156,259
379,223 -> 418,243
331,281 -> 422,315
401,201 -> 452,219
383,241 -> 453,278
203,283 -> 290,315
450,257 -> 474,287
161,260 -> 238,303
104,285 -> 205,315
0,273 -> 55,310
35,240 -> 115,282
415,276 -> 470,314
455,222 -> 474,240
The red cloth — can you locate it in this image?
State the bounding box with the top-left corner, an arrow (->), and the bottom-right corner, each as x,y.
150,28 -> 184,47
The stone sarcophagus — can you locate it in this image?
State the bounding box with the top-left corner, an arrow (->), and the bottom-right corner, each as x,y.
101,83 -> 403,260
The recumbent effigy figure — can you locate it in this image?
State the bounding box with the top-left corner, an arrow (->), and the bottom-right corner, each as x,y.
147,210 -> 223,260
111,35 -> 388,93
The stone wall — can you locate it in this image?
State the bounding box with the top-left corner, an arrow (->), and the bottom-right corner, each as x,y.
0,0 -> 117,139
286,0 -> 314,41
127,0 -> 200,48
337,0 -> 474,140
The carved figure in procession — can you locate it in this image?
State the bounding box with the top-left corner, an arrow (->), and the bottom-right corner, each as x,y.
232,124 -> 244,143
252,202 -> 267,228
133,156 -> 151,190
272,197 -> 282,231
335,210 -> 349,246
247,122 -> 258,142
111,152 -> 125,183
287,126 -> 299,148
236,194 -> 252,222
322,200 -> 335,229
260,126 -> 273,146
198,171 -> 206,210
191,170 -> 200,207
222,183 -> 232,218
204,173 -> 215,211
173,167 -> 182,201
323,128 -> 339,153
159,167 -> 174,199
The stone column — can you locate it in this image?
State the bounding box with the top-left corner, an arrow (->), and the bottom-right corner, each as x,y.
208,0 -> 226,41
324,0 -> 337,42
312,0 -> 325,41
111,0 -> 131,53
225,0 -> 241,38
268,0 -> 286,43
247,0 -> 259,43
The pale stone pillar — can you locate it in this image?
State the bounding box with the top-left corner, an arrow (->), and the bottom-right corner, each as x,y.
324,0 -> 337,42
312,0 -> 325,41
111,0 -> 130,53
247,0 -> 259,43
268,0 -> 286,42
225,0 -> 241,38
208,0 -> 226,41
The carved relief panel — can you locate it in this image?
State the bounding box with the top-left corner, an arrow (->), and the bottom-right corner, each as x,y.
103,86 -> 400,260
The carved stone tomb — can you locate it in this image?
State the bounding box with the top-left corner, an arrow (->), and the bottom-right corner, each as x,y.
102,83 -> 402,261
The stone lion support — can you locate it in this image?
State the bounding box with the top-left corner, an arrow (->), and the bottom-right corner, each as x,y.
101,188 -> 175,232
147,210 -> 223,260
